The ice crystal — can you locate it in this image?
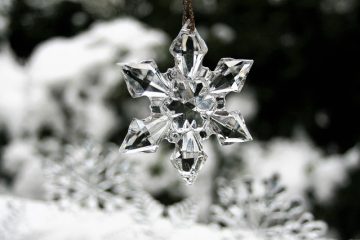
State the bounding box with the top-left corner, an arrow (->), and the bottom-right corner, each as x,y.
44,142 -> 136,210
211,175 -> 328,240
167,198 -> 199,227
133,192 -> 198,227
119,21 -> 253,184
131,191 -> 199,240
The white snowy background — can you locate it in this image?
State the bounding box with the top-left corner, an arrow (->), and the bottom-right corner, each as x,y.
0,0 -> 359,239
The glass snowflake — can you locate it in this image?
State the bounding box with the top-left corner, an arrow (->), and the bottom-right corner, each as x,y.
131,192 -> 200,239
119,21 -> 253,184
211,175 -> 328,240
133,192 -> 198,228
44,142 -> 137,210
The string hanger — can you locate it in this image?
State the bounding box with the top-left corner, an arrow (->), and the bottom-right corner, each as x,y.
182,0 -> 195,32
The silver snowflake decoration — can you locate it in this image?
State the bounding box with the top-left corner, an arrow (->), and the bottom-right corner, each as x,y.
133,192 -> 199,227
211,175 -> 328,240
44,142 -> 136,210
119,21 -> 253,184
132,192 -> 199,239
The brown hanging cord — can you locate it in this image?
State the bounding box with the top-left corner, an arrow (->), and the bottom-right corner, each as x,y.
182,0 -> 195,32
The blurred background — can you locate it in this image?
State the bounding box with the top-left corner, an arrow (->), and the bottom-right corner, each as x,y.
0,0 -> 359,239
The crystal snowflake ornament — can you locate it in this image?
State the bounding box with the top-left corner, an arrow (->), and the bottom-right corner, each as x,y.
44,143 -> 137,210
211,175 -> 328,240
119,21 -> 253,184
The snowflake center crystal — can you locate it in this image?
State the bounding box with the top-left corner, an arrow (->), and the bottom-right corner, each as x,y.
163,80 -> 218,130
166,100 -> 204,129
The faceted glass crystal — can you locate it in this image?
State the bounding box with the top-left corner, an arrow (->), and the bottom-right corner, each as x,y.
210,111 -> 253,145
212,176 -> 328,239
119,21 -> 253,184
210,58 -> 253,95
120,116 -> 170,153
170,22 -> 208,79
120,60 -> 170,98
171,131 -> 207,184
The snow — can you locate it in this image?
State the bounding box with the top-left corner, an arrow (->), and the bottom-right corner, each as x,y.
311,147 -> 359,203
1,17 -> 170,203
2,139 -> 45,199
28,18 -> 168,87
0,16 -> 7,33
239,138 -> 321,196
0,196 -> 228,240
233,137 -> 360,203
0,49 -> 27,137
82,101 -> 117,140
23,18 -> 168,141
28,38 -> 114,87
211,23 -> 236,43
226,90 -> 258,120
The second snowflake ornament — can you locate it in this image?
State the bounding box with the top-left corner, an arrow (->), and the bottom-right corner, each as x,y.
119,20 -> 253,184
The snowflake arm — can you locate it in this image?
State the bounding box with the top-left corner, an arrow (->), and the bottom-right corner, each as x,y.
210,58 -> 254,96
169,22 -> 208,79
170,129 -> 206,184
209,110 -> 253,145
120,116 -> 170,154
119,60 -> 170,98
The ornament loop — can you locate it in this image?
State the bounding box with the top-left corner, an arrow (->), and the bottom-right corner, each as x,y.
183,0 -> 195,32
